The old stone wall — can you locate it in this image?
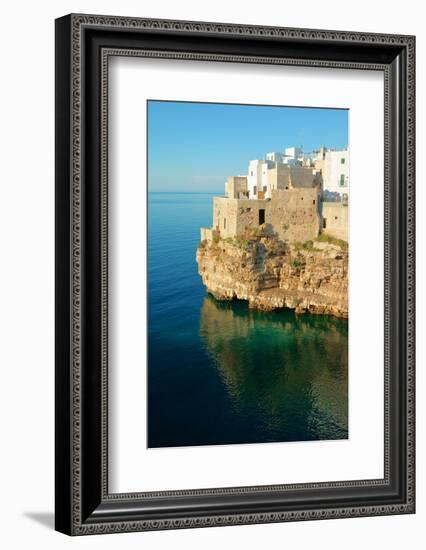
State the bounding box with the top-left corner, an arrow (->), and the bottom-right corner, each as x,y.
226,176 -> 248,198
269,189 -> 320,242
212,197 -> 264,239
212,197 -> 239,239
267,164 -> 318,192
200,227 -> 218,242
235,199 -> 269,235
211,190 -> 320,243
267,164 -> 291,192
322,202 -> 349,242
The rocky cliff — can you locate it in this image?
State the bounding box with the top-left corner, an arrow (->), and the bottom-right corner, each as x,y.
196,232 -> 348,318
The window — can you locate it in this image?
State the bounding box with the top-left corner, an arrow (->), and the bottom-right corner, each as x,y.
323,218 -> 327,229
313,199 -> 316,205
340,158 -> 345,164
254,186 -> 257,195
223,218 -> 226,229
258,209 -> 265,225
339,174 -> 345,187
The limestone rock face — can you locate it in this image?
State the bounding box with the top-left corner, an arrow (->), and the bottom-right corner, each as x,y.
196,236 -> 348,318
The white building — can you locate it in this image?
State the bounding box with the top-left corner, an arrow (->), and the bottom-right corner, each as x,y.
283,146 -> 303,165
247,159 -> 274,198
246,146 -> 349,200
303,147 -> 324,167
322,149 -> 349,199
265,152 -> 285,163
264,146 -> 308,167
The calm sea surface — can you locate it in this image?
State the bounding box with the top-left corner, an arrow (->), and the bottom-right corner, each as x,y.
148,192 -> 348,448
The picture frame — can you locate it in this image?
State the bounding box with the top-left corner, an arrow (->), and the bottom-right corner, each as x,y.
55,13 -> 415,535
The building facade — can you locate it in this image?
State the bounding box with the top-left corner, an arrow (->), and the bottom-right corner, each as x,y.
201,146 -> 349,246
247,159 -> 274,199
265,151 -> 285,163
322,149 -> 350,199
321,202 -> 349,241
211,188 -> 320,243
226,176 -> 249,199
283,146 -> 303,164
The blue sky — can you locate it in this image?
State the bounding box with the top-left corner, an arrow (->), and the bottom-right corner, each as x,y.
147,101 -> 348,193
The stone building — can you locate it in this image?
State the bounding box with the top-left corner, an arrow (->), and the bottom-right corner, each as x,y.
267,164 -> 322,195
238,162 -> 321,200
201,149 -> 348,246
321,202 -> 349,241
205,186 -> 321,244
225,176 -> 249,199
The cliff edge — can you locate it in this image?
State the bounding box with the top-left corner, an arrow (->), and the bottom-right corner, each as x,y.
196,231 -> 348,318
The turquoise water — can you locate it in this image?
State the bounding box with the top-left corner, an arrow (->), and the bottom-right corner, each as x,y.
147,192 -> 348,448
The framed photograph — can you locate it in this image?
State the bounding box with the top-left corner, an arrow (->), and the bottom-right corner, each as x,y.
55,14 -> 415,535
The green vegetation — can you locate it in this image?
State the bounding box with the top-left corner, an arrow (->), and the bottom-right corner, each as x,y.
220,227 -> 270,250
316,233 -> 348,250
291,258 -> 304,268
222,236 -> 252,250
293,235 -> 348,253
219,231 -> 288,255
294,239 -> 316,252
234,237 -> 252,250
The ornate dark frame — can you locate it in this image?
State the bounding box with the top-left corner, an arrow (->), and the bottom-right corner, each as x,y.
55,13 -> 415,536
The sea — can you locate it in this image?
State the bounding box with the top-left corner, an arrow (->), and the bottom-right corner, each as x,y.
147,192 -> 348,448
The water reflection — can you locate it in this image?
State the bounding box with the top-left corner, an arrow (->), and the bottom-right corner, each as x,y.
199,296 -> 348,442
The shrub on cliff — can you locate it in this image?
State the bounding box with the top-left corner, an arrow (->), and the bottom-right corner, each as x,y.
294,240 -> 317,253
235,237 -> 252,250
316,233 -> 348,250
291,258 -> 304,268
221,236 -> 252,250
